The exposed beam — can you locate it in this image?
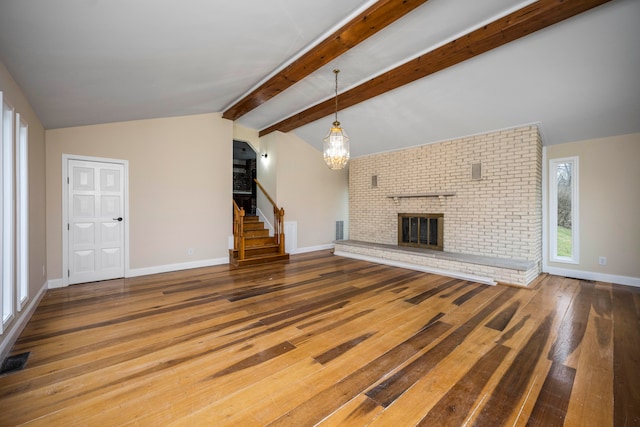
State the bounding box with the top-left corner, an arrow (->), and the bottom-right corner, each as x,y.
260,0 -> 612,137
222,0 -> 430,121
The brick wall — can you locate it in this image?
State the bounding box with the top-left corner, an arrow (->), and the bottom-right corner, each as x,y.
349,125 -> 542,267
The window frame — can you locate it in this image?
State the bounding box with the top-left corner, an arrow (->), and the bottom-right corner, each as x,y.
549,156 -> 579,264
1,93 -> 16,330
16,113 -> 28,311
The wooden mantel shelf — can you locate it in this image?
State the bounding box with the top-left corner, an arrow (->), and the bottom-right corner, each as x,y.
387,192 -> 456,200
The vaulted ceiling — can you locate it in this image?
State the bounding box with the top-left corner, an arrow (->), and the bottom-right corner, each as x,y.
0,0 -> 638,158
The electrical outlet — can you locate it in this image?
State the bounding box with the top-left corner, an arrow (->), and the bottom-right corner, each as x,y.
598,256 -> 606,266
42,265 -> 46,276
188,248 -> 194,256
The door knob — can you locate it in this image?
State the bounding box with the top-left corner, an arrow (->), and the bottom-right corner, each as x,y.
113,217 -> 123,221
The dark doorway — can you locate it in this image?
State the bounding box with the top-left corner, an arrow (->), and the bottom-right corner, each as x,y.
233,140 -> 257,215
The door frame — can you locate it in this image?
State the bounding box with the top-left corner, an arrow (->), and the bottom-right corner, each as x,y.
62,154 -> 130,287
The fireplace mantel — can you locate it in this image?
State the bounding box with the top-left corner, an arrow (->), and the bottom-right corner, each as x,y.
387,192 -> 455,201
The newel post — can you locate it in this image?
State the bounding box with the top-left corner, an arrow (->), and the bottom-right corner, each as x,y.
238,208 -> 245,260
278,208 -> 285,254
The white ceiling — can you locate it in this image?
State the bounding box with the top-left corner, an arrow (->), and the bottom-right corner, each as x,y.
0,0 -> 638,158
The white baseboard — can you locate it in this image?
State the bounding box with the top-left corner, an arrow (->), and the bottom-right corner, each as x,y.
48,278 -> 64,289
0,280 -> 49,361
127,257 -> 229,278
292,243 -> 335,255
334,250 -> 497,286
48,258 -> 230,289
543,266 -> 640,287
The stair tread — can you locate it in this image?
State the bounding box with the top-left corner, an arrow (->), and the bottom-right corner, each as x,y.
244,242 -> 280,248
244,236 -> 275,245
242,252 -> 288,260
245,229 -> 269,234
231,244 -> 280,255
229,252 -> 290,267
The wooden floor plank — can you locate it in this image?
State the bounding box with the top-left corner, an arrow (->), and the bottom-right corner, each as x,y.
366,324 -> 505,427
315,394 -> 383,427
233,294 -> 454,425
612,284 -> 640,426
472,312 -> 556,426
268,321 -> 453,426
417,343 -> 511,426
0,250 -> 631,426
121,268 -> 456,425
526,362 -> 576,426
564,283 -> 614,426
365,287 -> 517,408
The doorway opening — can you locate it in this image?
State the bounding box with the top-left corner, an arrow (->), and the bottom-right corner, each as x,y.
233,140 -> 257,215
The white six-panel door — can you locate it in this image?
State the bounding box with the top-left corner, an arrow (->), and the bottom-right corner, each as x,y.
68,159 -> 125,284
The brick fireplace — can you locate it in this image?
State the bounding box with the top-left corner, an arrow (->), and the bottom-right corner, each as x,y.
335,125 -> 542,286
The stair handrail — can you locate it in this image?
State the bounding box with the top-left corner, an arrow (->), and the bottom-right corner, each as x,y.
254,178 -> 285,254
232,199 -> 245,260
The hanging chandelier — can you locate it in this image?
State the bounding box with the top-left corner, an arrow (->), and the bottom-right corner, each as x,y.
323,69 -> 350,170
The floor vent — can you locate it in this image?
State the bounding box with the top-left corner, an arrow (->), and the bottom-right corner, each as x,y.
335,220 -> 344,241
0,351 -> 30,376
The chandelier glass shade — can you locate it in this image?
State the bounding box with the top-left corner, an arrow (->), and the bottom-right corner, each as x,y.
323,69 -> 350,170
323,121 -> 350,170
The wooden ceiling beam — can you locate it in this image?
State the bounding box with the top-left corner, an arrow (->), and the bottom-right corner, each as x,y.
259,0 -> 612,137
222,0 -> 430,121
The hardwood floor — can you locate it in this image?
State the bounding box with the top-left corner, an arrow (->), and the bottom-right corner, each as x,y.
1,250 -> 638,426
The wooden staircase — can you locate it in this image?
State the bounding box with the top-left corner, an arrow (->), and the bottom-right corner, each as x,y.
229,215 -> 289,267
231,178 -> 291,268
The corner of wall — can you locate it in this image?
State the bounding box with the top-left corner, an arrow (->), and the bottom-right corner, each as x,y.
0,280 -> 48,361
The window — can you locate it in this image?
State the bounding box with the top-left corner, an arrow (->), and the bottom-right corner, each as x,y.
16,114 -> 28,310
0,94 -> 29,332
1,93 -> 15,330
550,157 -> 579,263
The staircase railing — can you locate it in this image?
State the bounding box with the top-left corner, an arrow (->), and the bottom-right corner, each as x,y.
232,199 -> 245,260
254,178 -> 285,255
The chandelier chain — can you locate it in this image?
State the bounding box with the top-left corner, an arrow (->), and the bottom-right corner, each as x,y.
334,69 -> 339,124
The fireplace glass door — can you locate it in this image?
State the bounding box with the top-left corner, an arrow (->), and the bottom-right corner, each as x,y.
398,213 -> 443,250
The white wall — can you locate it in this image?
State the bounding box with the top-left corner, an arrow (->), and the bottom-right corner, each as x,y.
545,133 -> 640,286
46,113 -> 233,280
258,131 -> 349,252
256,132 -> 279,230
0,61 -> 48,359
233,123 -> 260,154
